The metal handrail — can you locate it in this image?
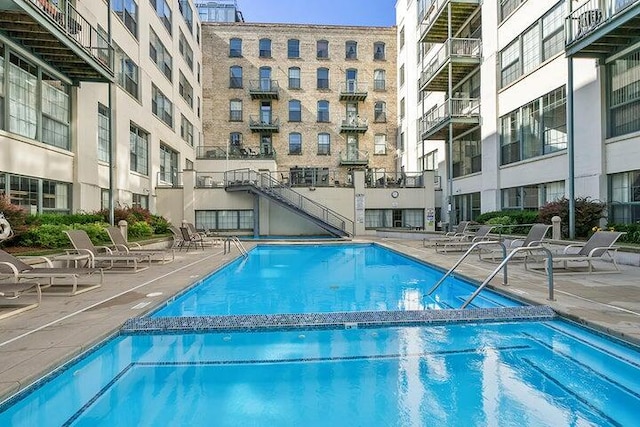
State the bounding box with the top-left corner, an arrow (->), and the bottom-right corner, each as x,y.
426,242 -> 555,308
224,236 -> 247,257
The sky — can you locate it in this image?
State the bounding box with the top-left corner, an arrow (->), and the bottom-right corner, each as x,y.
237,0 -> 397,27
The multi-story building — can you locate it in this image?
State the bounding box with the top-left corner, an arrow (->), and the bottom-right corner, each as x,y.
196,0 -> 244,23
399,0 -> 640,233
0,0 -> 203,215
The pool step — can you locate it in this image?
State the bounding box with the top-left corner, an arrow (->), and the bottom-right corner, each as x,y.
122,305 -> 557,334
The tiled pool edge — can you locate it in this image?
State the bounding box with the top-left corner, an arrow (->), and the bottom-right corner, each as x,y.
122,306 -> 557,334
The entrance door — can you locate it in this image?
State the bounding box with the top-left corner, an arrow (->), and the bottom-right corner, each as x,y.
346,68 -> 358,92
259,67 -> 271,90
260,101 -> 271,124
346,134 -> 359,161
261,134 -> 272,155
346,102 -> 358,125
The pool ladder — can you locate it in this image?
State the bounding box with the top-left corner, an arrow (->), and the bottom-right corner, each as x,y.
427,241 -> 555,308
224,236 -> 248,257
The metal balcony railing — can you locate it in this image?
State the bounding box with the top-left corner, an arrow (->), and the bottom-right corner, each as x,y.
156,171 -> 183,188
339,80 -> 368,100
421,97 -> 480,135
249,116 -> 280,132
248,79 -> 279,98
339,149 -> 369,165
419,38 -> 481,89
566,0 -> 637,45
340,117 -> 369,133
196,145 -> 276,160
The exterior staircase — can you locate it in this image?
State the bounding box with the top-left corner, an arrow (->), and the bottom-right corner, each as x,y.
224,169 -> 353,237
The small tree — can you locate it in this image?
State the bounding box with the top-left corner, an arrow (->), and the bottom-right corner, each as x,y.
538,197 -> 606,238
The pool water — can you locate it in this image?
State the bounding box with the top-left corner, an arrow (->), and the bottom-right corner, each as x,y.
153,244 -> 519,317
1,321 -> 639,426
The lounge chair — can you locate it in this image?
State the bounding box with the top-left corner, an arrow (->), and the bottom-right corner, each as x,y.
479,223 -> 551,262
106,226 -> 174,263
0,280 -> 42,320
0,249 -> 103,295
186,222 -> 222,247
423,221 -> 471,247
434,225 -> 495,254
525,231 -> 626,274
179,226 -> 210,251
64,230 -> 152,273
169,225 -> 185,249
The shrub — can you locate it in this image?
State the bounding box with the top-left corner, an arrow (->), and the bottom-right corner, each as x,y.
606,223 -> 640,245
18,224 -> 71,248
149,214 -> 170,234
485,215 -> 517,234
128,221 -> 153,239
538,197 -> 606,238
475,210 -> 539,225
25,213 -> 104,226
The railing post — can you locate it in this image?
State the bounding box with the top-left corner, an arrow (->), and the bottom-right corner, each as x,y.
552,216 -> 562,240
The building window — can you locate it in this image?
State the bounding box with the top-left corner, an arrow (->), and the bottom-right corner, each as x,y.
195,210 -> 254,231
150,0 -> 172,34
149,28 -> 172,81
179,31 -> 194,70
399,64 -> 405,86
229,99 -> 242,121
41,73 -> 70,150
159,144 -> 179,184
96,26 -> 110,65
317,133 -> 330,155
289,100 -> 301,122
8,54 -> 37,141
499,0 -> 524,23
178,0 -> 193,33
129,123 -> 149,175
289,133 -> 302,154
502,181 -> 564,210
259,38 -> 271,58
374,42 -> 385,60
288,67 -> 301,89
179,71 -> 193,108
542,5 -> 564,61
399,26 -> 405,48
230,132 -> 242,149
98,103 -> 110,162
501,40 -> 520,87
180,114 -> 194,146
317,40 -> 329,58
374,69 -> 386,91
400,97 -> 405,120
288,39 -> 300,58
453,192 -> 481,222
132,193 -> 149,209
609,170 -> 640,223
112,0 -> 138,38
114,44 -> 139,99
317,67 -> 329,89
374,134 -> 387,155
229,66 -> 242,88
345,41 -> 357,59
229,38 -> 242,57
452,129 -> 482,178
500,86 -> 566,165
317,100 -> 330,122
152,84 -> 173,127
365,209 -> 424,229
609,48 -> 640,137
374,101 -> 386,122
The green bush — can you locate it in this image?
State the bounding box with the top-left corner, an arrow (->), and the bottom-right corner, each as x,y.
128,221 -> 153,239
475,210 -> 539,225
17,222 -> 109,249
25,213 -> 104,226
606,223 -> 640,245
485,216 -> 517,234
149,214 -> 170,234
538,197 -> 606,238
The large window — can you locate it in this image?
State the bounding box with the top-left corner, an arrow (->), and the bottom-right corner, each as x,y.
317,40 -> 329,58
288,67 -> 301,89
288,39 -> 300,58
98,103 -> 110,162
499,0 -> 524,23
374,101 -> 386,122
159,144 -> 179,184
289,133 -> 302,154
115,44 -> 139,99
8,54 -> 37,140
317,68 -> 329,89
317,100 -> 330,122
150,0 -> 172,34
499,2 -> 565,88
317,133 -> 330,155
112,0 -> 138,38
196,210 -> 254,231
259,38 -> 271,58
41,74 -> 70,150
229,66 -> 242,88
374,134 -> 387,155
289,100 -> 301,122
500,87 -> 566,165
502,181 -> 565,210
179,31 -> 194,70
0,173 -> 71,214
452,192 -> 481,222
180,114 -> 194,146
179,71 -> 193,108
149,28 -> 172,80
129,123 -> 149,175
609,48 -> 640,137
609,170 -> 640,223
229,99 -> 242,121
178,0 -> 193,33
374,42 -> 385,60
345,41 -> 357,59
152,84 -> 173,127
365,209 -> 424,229
452,129 -> 481,178
374,69 -> 386,91
229,38 -> 242,57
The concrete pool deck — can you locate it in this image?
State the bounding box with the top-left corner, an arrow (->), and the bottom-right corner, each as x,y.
1,238 -> 639,403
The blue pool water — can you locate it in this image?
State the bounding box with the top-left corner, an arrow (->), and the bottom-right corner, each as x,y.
1,321 -> 639,426
153,244 -> 519,316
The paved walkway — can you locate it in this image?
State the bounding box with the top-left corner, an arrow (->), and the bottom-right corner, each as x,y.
1,238 -> 639,403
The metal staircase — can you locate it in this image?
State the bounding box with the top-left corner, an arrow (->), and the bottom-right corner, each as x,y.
224,169 -> 353,237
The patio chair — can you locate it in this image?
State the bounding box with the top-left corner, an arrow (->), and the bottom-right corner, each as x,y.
106,226 -> 174,264
64,230 -> 152,273
0,249 -> 103,296
434,225 -> 496,254
423,221 -> 471,247
479,223 -> 551,262
0,280 -> 42,320
179,226 -> 216,251
525,231 -> 626,274
169,225 -> 185,249
186,223 -> 222,246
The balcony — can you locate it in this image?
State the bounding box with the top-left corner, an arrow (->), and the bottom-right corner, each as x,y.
419,38 -> 481,92
565,0 -> 640,58
339,149 -> 369,166
196,145 -> 276,160
419,0 -> 481,44
248,79 -> 279,100
249,116 -> 280,133
339,117 -> 368,133
339,80 -> 368,101
420,98 -> 480,140
0,0 -> 114,83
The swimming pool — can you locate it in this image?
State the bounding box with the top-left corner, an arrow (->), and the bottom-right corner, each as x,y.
1,321 -> 639,426
153,243 -> 520,317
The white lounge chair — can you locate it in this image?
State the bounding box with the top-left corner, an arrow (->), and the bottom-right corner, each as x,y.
423,221 -> 471,247
0,280 -> 42,320
435,225 -> 495,254
65,230 -> 152,273
480,223 -> 551,262
106,226 -> 174,263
